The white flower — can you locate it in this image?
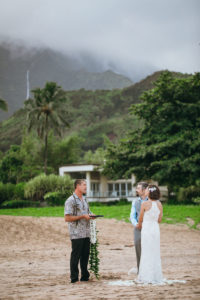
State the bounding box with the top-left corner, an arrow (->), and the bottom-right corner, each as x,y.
90,219 -> 97,244
149,187 -> 157,192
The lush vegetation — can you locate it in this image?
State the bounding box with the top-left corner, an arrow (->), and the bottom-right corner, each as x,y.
0,73 -> 149,188
0,204 -> 199,229
0,134 -> 82,183
104,72 -> 200,201
25,82 -> 70,174
0,174 -> 73,208
0,70 -> 199,209
0,71 -> 164,153
24,173 -> 73,202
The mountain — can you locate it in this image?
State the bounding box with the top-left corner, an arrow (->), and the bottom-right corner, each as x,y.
0,44 -> 133,121
0,70 -> 188,153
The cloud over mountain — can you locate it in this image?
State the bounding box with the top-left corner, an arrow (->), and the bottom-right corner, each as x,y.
0,0 -> 199,81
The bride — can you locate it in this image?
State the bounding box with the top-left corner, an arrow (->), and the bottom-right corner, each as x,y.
137,184 -> 163,284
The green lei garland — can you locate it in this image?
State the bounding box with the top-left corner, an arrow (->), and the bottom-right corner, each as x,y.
89,230 -> 100,279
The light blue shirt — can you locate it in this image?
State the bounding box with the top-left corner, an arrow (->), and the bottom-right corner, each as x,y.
130,197 -> 148,226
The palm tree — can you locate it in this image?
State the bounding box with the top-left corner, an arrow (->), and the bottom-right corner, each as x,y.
25,82 -> 69,174
0,98 -> 8,111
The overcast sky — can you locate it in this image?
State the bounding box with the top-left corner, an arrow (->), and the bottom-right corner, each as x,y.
0,0 -> 199,80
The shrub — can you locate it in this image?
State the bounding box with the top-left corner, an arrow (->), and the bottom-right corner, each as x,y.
118,198 -> 129,205
14,182 -> 26,200
0,182 -> 15,205
44,191 -> 70,206
177,186 -> 200,204
0,199 -> 40,208
24,174 -> 73,202
192,197 -> 200,204
89,198 -> 130,206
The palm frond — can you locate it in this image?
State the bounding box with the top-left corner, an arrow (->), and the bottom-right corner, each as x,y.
26,82 -> 70,141
57,113 -> 70,127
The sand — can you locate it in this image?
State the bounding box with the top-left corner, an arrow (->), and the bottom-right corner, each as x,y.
0,215 -> 200,300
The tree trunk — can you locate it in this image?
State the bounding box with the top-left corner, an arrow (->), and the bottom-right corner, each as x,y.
44,115 -> 48,175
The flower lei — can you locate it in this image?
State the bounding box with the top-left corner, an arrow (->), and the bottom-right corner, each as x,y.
89,220 -> 100,279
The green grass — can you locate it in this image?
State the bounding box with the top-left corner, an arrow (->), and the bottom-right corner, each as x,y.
0,206 -> 64,217
162,205 -> 200,229
0,204 -> 199,229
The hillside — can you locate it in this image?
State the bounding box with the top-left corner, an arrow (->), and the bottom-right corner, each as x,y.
0,44 -> 132,121
0,70 -> 187,153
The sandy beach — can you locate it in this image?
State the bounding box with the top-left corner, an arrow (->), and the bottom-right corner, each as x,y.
0,215 -> 200,300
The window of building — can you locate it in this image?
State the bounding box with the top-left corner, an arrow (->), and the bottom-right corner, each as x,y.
121,183 -> 126,196
90,182 -> 100,197
108,182 -> 132,197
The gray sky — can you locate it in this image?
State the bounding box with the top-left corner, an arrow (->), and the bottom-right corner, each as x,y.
0,0 -> 199,80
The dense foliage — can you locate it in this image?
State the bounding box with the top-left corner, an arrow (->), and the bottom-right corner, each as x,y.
25,82 -> 70,174
1,70 -> 160,153
24,173 -> 73,202
0,133 -> 81,183
0,145 -> 24,183
104,72 -> 200,194
0,174 -> 73,208
0,71 -> 198,205
44,191 -> 70,206
0,182 -> 15,205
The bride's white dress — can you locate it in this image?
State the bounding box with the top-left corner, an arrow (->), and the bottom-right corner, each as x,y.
138,201 -> 163,284
108,200 -> 187,287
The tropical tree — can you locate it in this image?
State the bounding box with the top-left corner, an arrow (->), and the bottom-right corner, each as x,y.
44,133 -> 83,172
0,145 -> 23,184
25,82 -> 69,174
103,71 -> 200,194
83,147 -> 106,164
0,98 -> 8,111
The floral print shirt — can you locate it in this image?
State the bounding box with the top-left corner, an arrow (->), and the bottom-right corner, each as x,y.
64,193 -> 91,240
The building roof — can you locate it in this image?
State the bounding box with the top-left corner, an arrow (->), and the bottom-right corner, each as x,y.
59,164 -> 100,174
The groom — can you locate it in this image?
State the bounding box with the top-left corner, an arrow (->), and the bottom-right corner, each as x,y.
130,182 -> 148,273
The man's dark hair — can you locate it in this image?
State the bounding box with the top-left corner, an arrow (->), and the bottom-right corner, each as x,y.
74,179 -> 86,189
137,181 -> 149,190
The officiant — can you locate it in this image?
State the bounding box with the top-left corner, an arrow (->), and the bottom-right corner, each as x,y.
64,179 -> 95,283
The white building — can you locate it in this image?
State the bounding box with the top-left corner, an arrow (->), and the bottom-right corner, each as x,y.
59,164 -> 136,202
